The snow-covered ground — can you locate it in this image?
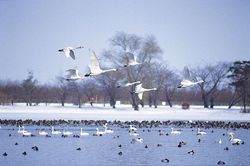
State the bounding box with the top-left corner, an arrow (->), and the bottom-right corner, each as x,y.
0,103 -> 249,121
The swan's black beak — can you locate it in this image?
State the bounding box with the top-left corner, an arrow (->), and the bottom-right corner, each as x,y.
58,49 -> 63,52
177,85 -> 182,88
84,73 -> 90,77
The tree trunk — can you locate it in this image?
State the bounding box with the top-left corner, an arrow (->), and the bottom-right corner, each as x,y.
210,97 -> 214,109
149,95 -> 152,107
165,94 -> 172,107
201,93 -> 209,108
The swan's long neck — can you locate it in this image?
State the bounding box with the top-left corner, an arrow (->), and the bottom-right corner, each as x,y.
103,68 -> 116,72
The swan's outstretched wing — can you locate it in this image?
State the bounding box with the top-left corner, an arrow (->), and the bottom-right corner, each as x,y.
138,93 -> 143,100
69,50 -> 75,60
89,51 -> 102,73
66,69 -> 77,76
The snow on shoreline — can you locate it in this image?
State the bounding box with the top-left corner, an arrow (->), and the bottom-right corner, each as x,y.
0,103 -> 249,122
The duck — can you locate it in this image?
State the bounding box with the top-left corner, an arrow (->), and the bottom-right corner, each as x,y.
217,160 -> 226,165
133,83 -> 157,100
188,150 -> 194,155
85,50 -> 117,77
177,79 -> 204,88
197,128 -> 207,135
51,126 -> 61,135
2,152 -> 7,156
80,128 -> 89,136
171,128 -> 181,134
161,158 -> 169,163
58,46 -> 84,60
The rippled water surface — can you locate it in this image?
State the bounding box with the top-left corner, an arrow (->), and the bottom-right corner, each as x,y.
1,126 -> 250,166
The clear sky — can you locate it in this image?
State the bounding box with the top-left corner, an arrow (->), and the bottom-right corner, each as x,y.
0,0 -> 249,84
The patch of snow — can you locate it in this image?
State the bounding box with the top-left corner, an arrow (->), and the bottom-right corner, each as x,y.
0,104 -> 249,121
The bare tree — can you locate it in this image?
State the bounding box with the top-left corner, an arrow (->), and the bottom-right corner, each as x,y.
189,62 -> 230,108
21,71 -> 37,106
103,31 -> 162,110
228,61 -> 250,112
56,76 -> 69,107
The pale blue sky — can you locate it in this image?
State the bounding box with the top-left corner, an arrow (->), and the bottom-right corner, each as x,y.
0,0 -> 249,83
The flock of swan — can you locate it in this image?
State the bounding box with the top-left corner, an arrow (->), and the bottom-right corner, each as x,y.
58,46 -> 204,101
16,122 -> 244,146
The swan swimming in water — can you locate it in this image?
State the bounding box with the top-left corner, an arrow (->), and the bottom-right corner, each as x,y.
103,124 -> 114,134
58,46 -> 84,60
85,50 -> 117,77
62,129 -> 73,136
171,128 -> 181,134
39,130 -> 48,136
96,128 -> 106,135
51,126 -> 61,135
80,128 -> 89,136
229,135 -> 244,145
197,128 -> 207,135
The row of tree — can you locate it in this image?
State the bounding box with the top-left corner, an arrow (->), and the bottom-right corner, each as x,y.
0,32 -> 249,112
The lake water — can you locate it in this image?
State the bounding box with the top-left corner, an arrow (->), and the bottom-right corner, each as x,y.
1,126 -> 250,166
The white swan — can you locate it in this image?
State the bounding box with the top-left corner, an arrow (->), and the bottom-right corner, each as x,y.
178,79 -> 204,88
219,138 -> 222,144
136,138 -> 143,143
58,46 -> 84,60
117,81 -> 141,88
96,128 -> 106,135
130,131 -> 139,136
62,129 -> 73,136
22,130 -> 32,136
103,124 -> 114,134
197,128 -> 207,135
65,69 -> 84,80
80,128 -> 89,136
227,132 -> 235,137
230,135 -> 243,145
129,125 -> 137,131
171,128 -> 181,134
39,130 -> 48,136
18,126 -> 26,134
124,52 -> 142,67
133,83 -> 157,100
51,126 -> 61,135
85,50 -> 117,77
